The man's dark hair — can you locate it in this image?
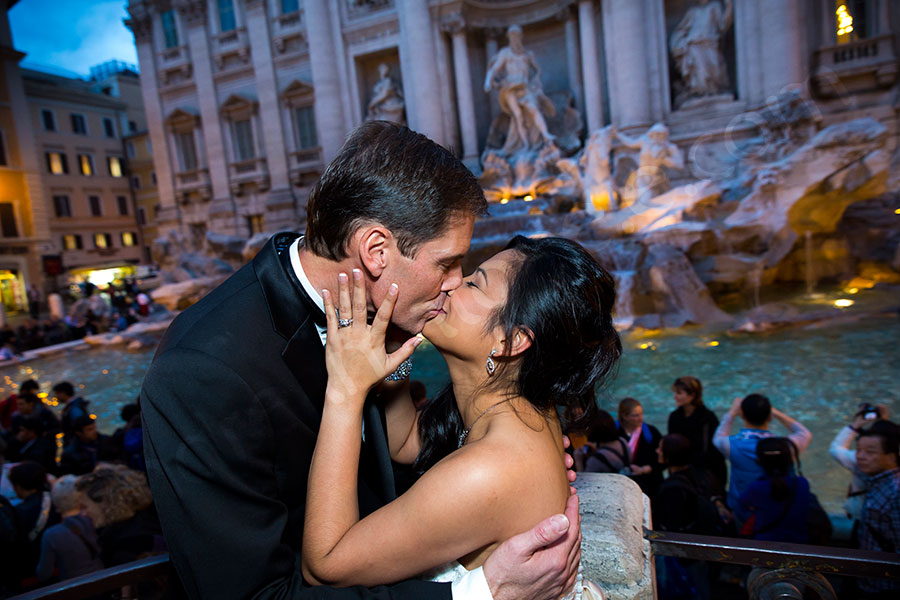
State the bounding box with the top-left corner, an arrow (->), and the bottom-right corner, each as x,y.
20,415 -> 44,435
588,410 -> 620,444
859,420 -> 900,457
9,461 -> 46,491
120,403 -> 140,423
660,433 -> 692,467
742,393 -> 772,427
72,415 -> 95,433
305,121 -> 487,260
52,381 -> 75,397
18,393 -> 39,405
19,379 -> 40,394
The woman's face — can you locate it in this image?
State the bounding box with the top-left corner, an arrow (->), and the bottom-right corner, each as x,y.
422,250 -> 515,362
673,388 -> 694,409
622,405 -> 644,431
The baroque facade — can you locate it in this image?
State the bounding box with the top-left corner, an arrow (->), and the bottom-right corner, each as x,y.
126,0 -> 900,241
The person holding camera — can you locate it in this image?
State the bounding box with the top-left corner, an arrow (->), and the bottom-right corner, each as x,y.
829,403 -> 889,529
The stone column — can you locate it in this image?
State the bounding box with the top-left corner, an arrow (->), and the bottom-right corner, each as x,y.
443,15 -> 479,169
735,0 -> 765,104
561,7 -> 583,114
244,0 -> 294,217
179,0 -> 238,234
396,0 -> 445,144
305,0 -> 348,164
127,14 -> 181,230
760,0 -> 806,98
606,0 -> 651,130
579,0 -> 605,132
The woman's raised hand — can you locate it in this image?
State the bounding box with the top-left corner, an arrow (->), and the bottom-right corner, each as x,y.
322,269 -> 421,403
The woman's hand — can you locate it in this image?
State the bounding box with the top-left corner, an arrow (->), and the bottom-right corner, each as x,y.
322,269 -> 421,404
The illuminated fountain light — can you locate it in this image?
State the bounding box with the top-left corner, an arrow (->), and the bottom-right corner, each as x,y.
834,298 -> 854,308
523,195 -> 533,202
707,340 -> 720,347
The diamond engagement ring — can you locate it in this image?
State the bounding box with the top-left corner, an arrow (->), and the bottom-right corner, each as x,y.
337,318 -> 353,328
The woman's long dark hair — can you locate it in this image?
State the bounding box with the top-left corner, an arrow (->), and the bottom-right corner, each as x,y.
414,236 -> 622,473
756,437 -> 797,502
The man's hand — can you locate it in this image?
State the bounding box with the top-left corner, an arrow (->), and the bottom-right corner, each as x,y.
482,494 -> 582,600
563,435 -> 577,492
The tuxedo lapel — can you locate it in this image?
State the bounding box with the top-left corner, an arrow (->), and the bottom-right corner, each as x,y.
363,398 -> 397,504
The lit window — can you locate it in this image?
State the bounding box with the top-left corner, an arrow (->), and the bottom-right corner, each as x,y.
62,234 -> 82,250
93,233 -> 111,249
108,156 -> 123,177
46,152 -> 68,175
78,154 -> 94,176
121,232 -> 136,247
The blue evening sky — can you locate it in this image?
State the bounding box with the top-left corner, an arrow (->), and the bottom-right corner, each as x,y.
8,0 -> 138,78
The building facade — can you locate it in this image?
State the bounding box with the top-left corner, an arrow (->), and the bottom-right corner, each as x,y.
125,129 -> 159,262
24,68 -> 144,286
125,0 -> 899,242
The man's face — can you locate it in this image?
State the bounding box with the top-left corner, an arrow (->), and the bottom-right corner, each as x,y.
77,423 -> 98,444
856,436 -> 898,476
16,398 -> 33,415
380,215 -> 475,334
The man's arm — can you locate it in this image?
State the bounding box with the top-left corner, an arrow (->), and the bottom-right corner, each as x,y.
770,408 -> 812,454
713,397 -> 741,458
142,349 -> 449,600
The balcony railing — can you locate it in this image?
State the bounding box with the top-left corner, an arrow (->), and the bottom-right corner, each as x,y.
812,34 -> 898,96
229,157 -> 270,194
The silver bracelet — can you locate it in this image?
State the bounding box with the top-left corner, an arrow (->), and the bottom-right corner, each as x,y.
384,358 -> 412,382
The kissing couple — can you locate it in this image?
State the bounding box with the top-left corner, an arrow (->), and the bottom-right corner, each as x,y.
142,121 -> 620,600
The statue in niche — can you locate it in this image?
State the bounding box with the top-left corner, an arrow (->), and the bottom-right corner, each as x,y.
365,63 -> 405,125
580,126 -> 619,214
617,123 -> 684,206
483,25 -> 556,155
669,0 -> 734,105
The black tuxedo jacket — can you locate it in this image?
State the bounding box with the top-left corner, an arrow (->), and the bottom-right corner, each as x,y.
142,233 -> 450,599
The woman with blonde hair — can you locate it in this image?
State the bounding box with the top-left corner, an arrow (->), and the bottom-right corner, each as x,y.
667,376 -> 727,489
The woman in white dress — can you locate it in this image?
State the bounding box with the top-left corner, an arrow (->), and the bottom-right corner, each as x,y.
302,236 -> 619,598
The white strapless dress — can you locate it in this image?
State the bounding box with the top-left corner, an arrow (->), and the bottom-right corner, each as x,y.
423,561 -> 604,599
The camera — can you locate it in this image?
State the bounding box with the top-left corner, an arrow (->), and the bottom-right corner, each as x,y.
857,402 -> 879,421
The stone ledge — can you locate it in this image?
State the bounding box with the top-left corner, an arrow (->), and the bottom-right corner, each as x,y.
575,473 -> 655,600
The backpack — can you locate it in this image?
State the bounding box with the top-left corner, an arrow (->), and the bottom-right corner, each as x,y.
664,472 -> 732,537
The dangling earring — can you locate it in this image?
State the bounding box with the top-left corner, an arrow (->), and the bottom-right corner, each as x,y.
486,349 -> 497,376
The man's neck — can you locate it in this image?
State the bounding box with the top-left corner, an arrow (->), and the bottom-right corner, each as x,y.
297,247 -> 357,302
669,464 -> 690,474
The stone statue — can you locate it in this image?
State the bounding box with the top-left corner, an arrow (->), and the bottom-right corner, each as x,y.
366,63 -> 405,125
617,123 -> 684,205
580,126 -> 618,213
669,0 -> 734,104
483,25 -> 556,155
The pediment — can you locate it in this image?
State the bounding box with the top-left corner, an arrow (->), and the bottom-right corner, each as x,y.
281,79 -> 315,105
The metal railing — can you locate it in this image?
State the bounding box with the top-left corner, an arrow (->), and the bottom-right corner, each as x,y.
9,555 -> 169,600
646,529 -> 900,600
11,533 -> 900,599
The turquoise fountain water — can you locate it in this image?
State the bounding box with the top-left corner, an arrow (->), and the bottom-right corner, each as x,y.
1,312 -> 897,513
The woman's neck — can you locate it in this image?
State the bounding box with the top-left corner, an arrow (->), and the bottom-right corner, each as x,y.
444,354 -> 522,429
623,423 -> 640,435
682,403 -> 696,417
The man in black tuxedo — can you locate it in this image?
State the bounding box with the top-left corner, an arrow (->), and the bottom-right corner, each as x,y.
142,122 -> 581,600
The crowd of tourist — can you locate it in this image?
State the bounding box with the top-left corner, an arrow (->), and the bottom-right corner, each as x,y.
0,371 -> 897,597
0,379 -> 155,595
574,376 -> 900,600
0,279 -> 156,361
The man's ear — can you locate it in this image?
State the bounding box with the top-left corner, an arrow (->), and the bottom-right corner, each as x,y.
501,326 -> 533,358
356,225 -> 391,277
